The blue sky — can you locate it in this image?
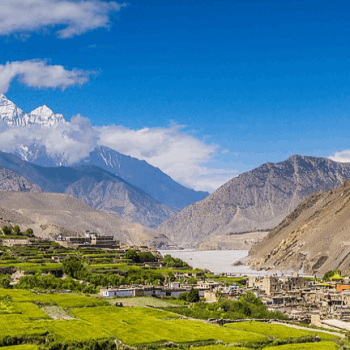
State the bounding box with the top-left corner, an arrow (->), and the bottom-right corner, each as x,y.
1,0 -> 350,191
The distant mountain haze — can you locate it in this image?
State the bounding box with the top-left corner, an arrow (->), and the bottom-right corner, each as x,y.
0,166 -> 41,192
158,155 -> 350,248
0,151 -> 177,228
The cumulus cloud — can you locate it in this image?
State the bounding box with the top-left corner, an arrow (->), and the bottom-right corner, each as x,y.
97,124 -> 237,191
0,115 -> 99,164
0,60 -> 93,94
0,0 -> 127,38
329,150 -> 350,163
0,111 -> 237,191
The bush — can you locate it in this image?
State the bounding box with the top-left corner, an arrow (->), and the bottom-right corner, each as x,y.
12,226 -> 21,235
2,226 -> 11,235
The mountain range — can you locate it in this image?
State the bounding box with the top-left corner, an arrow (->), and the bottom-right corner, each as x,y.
0,151 -> 177,228
0,95 -> 208,222
158,155 -> 350,248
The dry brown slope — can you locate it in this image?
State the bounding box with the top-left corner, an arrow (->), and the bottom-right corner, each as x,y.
158,155 -> 350,248
0,191 -> 167,247
247,179 -> 350,275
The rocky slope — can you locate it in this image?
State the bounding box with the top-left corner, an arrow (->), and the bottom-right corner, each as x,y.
0,95 -> 208,209
247,178 -> 350,275
0,167 -> 41,192
158,155 -> 350,247
79,146 -> 208,209
0,192 -> 166,247
0,151 -> 177,228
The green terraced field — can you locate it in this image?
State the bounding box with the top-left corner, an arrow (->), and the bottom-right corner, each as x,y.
13,302 -> 51,319
0,289 -> 109,308
0,345 -> 39,350
190,346 -> 249,350
0,315 -> 47,337
264,341 -> 338,349
225,321 -> 339,341
70,306 -> 267,345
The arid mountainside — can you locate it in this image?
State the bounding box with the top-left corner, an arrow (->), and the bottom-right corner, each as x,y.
0,167 -> 41,192
158,155 -> 350,248
0,191 -> 167,247
248,178 -> 350,275
0,151 -> 177,228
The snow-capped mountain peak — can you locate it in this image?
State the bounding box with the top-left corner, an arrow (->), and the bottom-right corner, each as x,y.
0,94 -> 26,126
0,95 -> 65,127
28,105 -> 65,127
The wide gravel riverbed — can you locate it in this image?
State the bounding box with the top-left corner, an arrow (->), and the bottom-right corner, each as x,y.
159,249 -> 269,276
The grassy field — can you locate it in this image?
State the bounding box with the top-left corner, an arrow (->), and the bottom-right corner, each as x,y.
264,341 -> 338,349
110,296 -> 181,307
0,289 -> 109,308
0,288 -> 342,349
70,306 -> 267,345
225,321 -> 339,341
192,346 -> 249,350
0,345 -> 39,350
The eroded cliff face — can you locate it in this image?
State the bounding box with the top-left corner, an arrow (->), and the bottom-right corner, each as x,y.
158,155 -> 350,248
247,179 -> 350,275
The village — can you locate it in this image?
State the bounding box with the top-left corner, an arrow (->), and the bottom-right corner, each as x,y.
3,228 -> 350,333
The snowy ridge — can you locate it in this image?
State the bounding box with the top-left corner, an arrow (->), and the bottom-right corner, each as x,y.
0,94 -> 65,127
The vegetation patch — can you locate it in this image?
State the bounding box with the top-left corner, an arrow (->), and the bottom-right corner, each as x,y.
70,306 -> 267,346
264,340 -> 338,349
225,321 -> 339,341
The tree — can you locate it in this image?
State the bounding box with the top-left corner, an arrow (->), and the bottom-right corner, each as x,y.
124,249 -> 141,263
62,256 -> 86,279
2,226 -> 11,235
0,275 -> 11,289
187,288 -> 200,302
12,225 -> 21,235
187,277 -> 198,285
24,228 -> 34,237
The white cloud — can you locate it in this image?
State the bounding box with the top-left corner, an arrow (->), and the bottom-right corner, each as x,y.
0,60 -> 93,94
329,150 -> 350,163
97,124 -> 237,192
0,0 -> 126,38
0,115 -> 99,164
0,113 -> 237,192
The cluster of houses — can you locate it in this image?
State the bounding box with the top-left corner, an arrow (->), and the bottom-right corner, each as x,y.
55,231 -> 119,248
246,273 -> 350,327
100,280 -> 226,299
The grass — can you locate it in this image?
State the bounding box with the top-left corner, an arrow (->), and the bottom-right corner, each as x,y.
110,296 -> 181,307
190,346 -> 249,350
13,302 -> 51,319
33,319 -> 112,341
0,289 -> 109,308
264,341 -> 338,349
0,315 -> 47,337
70,306 -> 267,345
225,321 -> 339,341
0,346 -> 39,350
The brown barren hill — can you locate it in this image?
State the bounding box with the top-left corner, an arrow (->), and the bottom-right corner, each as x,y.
0,191 -> 167,247
247,178 -> 350,275
158,155 -> 350,248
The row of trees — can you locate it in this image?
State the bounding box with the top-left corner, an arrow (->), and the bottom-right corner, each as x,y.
1,226 -> 34,237
163,292 -> 288,320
